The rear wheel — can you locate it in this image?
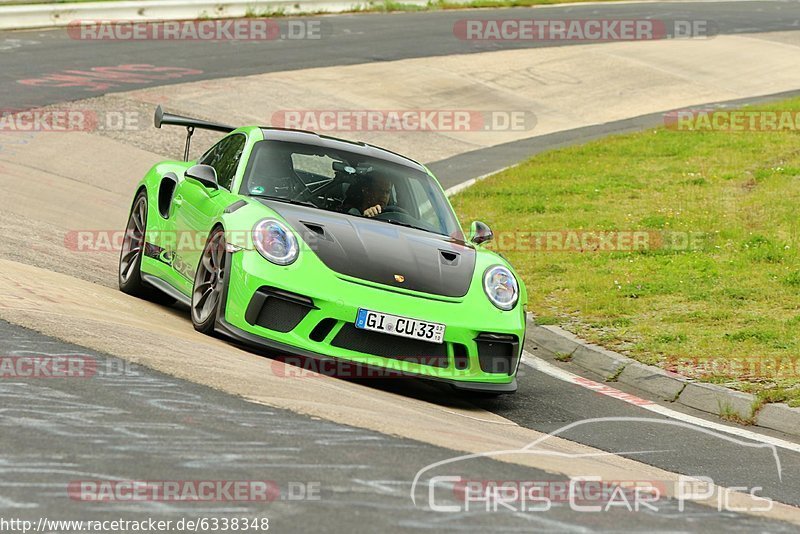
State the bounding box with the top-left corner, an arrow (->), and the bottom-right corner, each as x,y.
192,228 -> 227,334
119,192 -> 175,305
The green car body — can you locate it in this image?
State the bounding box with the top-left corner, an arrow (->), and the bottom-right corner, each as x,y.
121,110 -> 527,394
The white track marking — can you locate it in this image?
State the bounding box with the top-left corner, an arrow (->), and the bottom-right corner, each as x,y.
439,409 -> 519,425
521,351 -> 800,454
444,165 -> 515,197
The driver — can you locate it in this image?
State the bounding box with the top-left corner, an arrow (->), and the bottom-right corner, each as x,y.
344,175 -> 392,218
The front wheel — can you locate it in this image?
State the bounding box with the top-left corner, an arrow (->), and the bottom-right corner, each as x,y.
192,228 -> 227,334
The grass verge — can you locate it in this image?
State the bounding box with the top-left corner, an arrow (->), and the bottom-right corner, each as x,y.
450,97 -> 800,406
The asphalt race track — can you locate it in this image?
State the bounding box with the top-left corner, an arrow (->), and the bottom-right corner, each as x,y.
2,1 -> 800,531
3,1 -> 800,110
4,319 -> 796,532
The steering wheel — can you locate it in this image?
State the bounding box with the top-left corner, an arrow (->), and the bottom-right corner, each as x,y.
381,205 -> 409,215
280,172 -> 312,201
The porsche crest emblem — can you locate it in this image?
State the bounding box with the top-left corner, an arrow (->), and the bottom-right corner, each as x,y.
394,274 -> 405,283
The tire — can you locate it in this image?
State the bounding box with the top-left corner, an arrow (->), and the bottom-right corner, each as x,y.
118,191 -> 176,306
191,228 -> 227,335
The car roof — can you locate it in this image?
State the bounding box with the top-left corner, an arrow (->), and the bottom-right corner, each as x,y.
258,127 -> 426,173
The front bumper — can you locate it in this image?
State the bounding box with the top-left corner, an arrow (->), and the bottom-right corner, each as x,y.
217,250 -> 526,393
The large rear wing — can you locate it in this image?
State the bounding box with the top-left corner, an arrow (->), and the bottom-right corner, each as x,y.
154,105 -> 235,161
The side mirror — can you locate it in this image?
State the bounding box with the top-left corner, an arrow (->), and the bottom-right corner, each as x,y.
185,164 -> 218,190
469,221 -> 493,245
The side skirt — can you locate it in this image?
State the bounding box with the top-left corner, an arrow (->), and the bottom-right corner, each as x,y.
141,273 -> 192,308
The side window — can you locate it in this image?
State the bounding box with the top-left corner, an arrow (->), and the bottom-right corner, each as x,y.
199,135 -> 246,191
199,141 -> 223,168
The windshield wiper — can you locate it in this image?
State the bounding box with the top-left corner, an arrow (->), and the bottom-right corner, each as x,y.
251,194 -> 318,209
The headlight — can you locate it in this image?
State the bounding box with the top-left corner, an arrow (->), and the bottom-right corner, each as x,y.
483,265 -> 519,311
253,219 -> 298,265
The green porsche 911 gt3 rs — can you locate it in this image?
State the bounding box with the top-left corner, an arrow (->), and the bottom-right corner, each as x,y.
119,106 -> 527,393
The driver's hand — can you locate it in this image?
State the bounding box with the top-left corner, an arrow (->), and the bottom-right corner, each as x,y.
364,205 -> 382,218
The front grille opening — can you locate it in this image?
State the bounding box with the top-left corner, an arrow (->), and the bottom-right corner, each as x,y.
331,324 -> 448,368
310,318 -> 337,342
475,333 -> 519,375
245,287 -> 314,333
453,343 -> 469,370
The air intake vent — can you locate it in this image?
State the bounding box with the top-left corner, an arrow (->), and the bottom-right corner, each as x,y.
453,343 -> 469,370
440,250 -> 459,265
475,333 -> 519,375
302,222 -> 325,237
310,318 -> 337,342
245,287 -> 316,333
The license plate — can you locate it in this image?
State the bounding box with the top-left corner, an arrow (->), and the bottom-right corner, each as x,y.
355,308 -> 445,344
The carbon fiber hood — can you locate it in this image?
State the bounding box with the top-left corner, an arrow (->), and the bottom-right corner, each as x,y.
258,200 -> 476,298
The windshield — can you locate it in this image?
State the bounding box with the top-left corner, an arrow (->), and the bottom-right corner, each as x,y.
240,140 -> 463,239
